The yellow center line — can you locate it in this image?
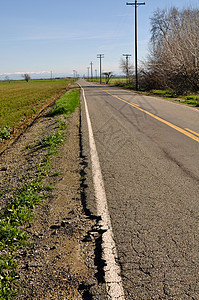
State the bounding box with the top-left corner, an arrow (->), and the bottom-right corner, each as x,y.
185,128 -> 199,137
101,89 -> 199,143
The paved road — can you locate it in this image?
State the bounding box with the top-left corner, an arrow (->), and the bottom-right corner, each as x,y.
79,79 -> 199,299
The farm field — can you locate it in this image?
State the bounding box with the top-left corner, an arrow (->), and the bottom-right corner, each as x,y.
0,79 -> 72,142
89,76 -> 127,84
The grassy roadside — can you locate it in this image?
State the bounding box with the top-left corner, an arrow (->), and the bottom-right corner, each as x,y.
145,89 -> 199,107
0,88 -> 80,299
0,79 -> 72,143
88,77 -> 127,85
89,78 -> 199,107
47,87 -> 80,117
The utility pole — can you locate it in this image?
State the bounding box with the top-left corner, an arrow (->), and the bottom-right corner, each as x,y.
126,0 -> 145,91
51,71 -> 53,80
90,62 -> 93,81
87,67 -> 90,80
95,69 -> 97,80
73,70 -> 76,82
123,54 -> 132,82
97,54 -> 104,84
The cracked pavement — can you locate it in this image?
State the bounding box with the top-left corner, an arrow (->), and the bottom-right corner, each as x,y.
80,79 -> 199,299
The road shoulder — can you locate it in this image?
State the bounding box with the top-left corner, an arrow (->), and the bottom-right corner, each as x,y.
0,100 -> 97,298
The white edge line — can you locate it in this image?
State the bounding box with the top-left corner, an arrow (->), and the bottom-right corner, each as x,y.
78,83 -> 125,299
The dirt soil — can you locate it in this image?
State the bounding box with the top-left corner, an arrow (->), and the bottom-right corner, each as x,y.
0,104 -> 99,299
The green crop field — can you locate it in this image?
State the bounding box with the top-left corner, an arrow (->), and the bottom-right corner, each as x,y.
89,77 -> 127,84
0,79 -> 72,142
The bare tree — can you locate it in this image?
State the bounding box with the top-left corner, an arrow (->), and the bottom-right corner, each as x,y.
120,58 -> 134,83
143,7 -> 199,93
5,76 -> 10,82
22,73 -> 31,82
103,72 -> 113,84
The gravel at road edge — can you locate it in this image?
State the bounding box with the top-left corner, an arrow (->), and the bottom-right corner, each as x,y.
0,106 -> 98,299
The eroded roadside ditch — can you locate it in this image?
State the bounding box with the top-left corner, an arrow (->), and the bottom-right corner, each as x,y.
0,88 -> 105,299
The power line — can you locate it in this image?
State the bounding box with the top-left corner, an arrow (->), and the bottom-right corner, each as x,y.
126,0 -> 145,91
97,54 -> 104,84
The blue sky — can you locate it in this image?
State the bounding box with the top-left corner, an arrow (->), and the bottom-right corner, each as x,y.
0,0 -> 198,79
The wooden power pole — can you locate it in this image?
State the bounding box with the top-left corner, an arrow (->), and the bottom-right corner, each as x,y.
126,0 -> 145,90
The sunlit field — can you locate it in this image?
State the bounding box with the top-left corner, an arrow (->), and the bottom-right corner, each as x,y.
0,79 -> 72,141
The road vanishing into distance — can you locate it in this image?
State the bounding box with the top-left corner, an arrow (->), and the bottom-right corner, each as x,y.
79,79 -> 199,299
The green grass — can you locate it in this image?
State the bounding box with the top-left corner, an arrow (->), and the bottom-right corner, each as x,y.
89,77 -> 126,85
89,78 -> 199,107
89,77 -> 136,90
51,171 -> 62,177
0,79 -> 72,142
181,95 -> 199,106
0,180 -> 42,249
151,90 -> 199,106
0,255 -> 18,299
0,87 -> 80,298
152,89 -> 177,97
40,131 -> 65,156
47,89 -> 80,117
0,179 -> 42,298
56,118 -> 67,130
0,126 -> 11,142
43,185 -> 56,191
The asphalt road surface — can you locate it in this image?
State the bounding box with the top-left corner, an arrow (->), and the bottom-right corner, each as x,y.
79,79 -> 199,299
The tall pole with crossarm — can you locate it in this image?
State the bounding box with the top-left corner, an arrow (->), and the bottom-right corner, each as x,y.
126,0 -> 145,91
97,54 -> 104,84
90,62 -> 93,81
87,67 -> 90,80
123,54 -> 132,82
